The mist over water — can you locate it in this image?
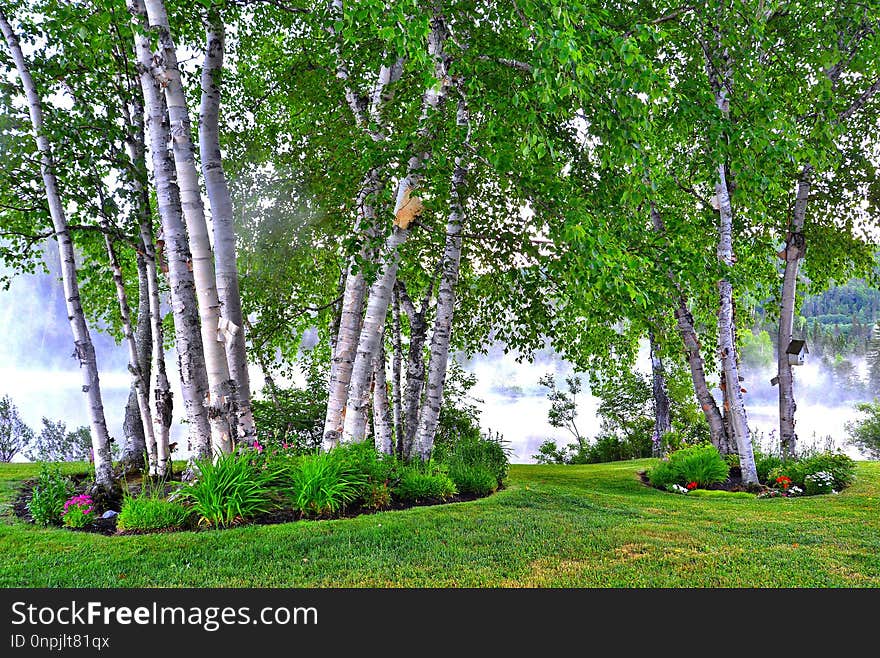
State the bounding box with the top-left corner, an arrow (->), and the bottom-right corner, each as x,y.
462,342 -> 875,463
0,261 -> 874,464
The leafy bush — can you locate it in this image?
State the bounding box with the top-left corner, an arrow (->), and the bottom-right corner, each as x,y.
361,482 -> 391,510
434,433 -> 509,487
754,451 -> 784,484
62,494 -> 96,528
179,450 -> 283,528
847,399 -> 880,459
532,440 -> 571,464
251,357 -> 328,453
804,471 -> 835,496
117,487 -> 193,532
284,451 -> 365,516
328,441 -> 399,498
393,465 -> 457,502
671,445 -> 730,486
647,444 -> 729,489
647,459 -> 679,489
27,463 -> 73,526
26,419 -> 95,462
768,451 -> 855,493
799,452 -> 855,490
446,462 -> 498,496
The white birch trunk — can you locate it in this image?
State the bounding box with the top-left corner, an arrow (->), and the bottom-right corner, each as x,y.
130,0 -> 212,459
200,11 -> 255,445
414,138 -> 469,460
0,12 -> 115,489
649,200 -> 730,451
103,231 -> 158,476
372,340 -> 394,454
124,87 -> 173,476
715,165 -> 758,484
391,286 -> 404,455
121,254 -> 150,472
398,281 -> 431,458
778,167 -> 811,460
322,171 -> 379,450
341,227 -> 409,442
144,0 -> 236,456
340,15 -> 453,444
648,330 -> 671,458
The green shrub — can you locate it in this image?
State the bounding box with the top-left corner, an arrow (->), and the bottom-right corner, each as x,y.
803,471 -> 835,496
27,463 -> 73,526
434,433 -> 509,487
846,399 -> 880,459
647,459 -> 679,489
117,487 -> 193,531
768,464 -> 804,488
285,451 -> 365,516
799,452 -> 856,490
754,452 -> 784,484
585,434 -> 624,464
329,441 -> 399,495
447,462 -> 498,496
648,445 -> 729,490
362,482 -> 391,510
179,450 -> 283,528
393,466 -> 457,502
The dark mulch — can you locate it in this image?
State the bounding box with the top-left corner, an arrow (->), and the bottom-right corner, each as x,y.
12,474 -> 496,536
637,466 -> 767,494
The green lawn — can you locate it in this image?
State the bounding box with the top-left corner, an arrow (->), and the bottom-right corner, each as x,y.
2,459 -> 879,587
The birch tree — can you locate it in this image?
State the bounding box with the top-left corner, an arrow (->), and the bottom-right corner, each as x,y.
141,0 -> 236,455
0,9 -> 114,490
200,7 -> 255,445
130,0 -> 214,459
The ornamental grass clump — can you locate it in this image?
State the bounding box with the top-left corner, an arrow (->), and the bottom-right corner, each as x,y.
179,450 -> 284,528
647,444 -> 729,490
117,486 -> 194,532
393,465 -> 457,503
284,451 -> 365,517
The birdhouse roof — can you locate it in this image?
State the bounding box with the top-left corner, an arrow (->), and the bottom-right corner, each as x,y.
786,339 -> 808,355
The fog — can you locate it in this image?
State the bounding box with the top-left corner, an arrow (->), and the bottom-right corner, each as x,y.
0,263 -> 874,464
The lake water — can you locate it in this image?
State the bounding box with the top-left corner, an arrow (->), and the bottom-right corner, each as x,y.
0,266 -> 873,463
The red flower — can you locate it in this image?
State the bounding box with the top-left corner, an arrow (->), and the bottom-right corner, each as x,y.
775,475 -> 792,490
686,481 -> 698,490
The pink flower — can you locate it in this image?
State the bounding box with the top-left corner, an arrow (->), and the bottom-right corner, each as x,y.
253,439 -> 263,454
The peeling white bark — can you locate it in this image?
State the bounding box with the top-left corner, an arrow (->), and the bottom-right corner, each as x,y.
372,340 -> 394,454
200,11 -> 255,445
322,171 -> 379,449
144,0 -> 236,456
777,167 -> 811,460
415,97 -> 470,459
102,229 -> 158,476
131,0 -> 213,459
715,165 -> 758,484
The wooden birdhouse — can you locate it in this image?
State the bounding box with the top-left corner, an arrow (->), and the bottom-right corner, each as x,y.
786,339 -> 808,366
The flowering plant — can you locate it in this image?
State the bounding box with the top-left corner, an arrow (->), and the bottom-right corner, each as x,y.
804,471 -> 835,495
686,481 -> 698,490
62,494 -> 96,528
775,475 -> 792,490
668,484 -> 689,495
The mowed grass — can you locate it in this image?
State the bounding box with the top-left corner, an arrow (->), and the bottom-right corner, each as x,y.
1,459 -> 879,587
